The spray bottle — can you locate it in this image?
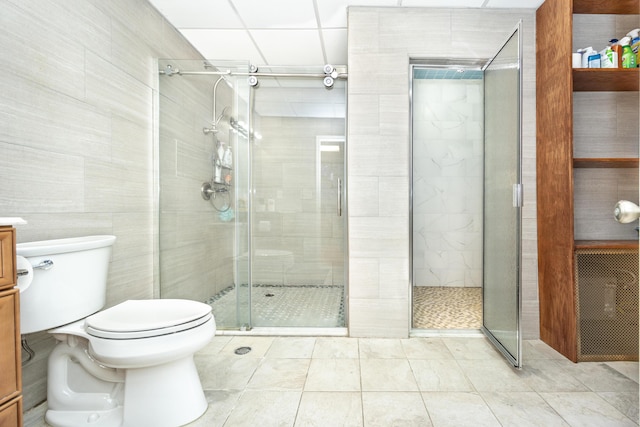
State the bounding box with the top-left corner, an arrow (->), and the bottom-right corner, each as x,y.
627,28 -> 640,66
620,36 -> 637,68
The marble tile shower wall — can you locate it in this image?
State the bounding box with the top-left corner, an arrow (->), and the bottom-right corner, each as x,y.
0,0 -> 205,410
412,79 -> 483,288
347,7 -> 538,338
252,116 -> 346,285
158,65 -> 236,302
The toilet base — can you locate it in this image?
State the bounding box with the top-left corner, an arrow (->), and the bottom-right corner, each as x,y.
46,354 -> 208,427
123,356 -> 208,427
46,407 -> 123,427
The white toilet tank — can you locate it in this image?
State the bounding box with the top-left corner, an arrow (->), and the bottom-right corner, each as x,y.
16,235 -> 116,334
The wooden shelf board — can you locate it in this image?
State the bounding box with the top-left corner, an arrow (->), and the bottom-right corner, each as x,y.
573,0 -> 639,14
573,158 -> 640,168
573,69 -> 639,92
575,240 -> 639,250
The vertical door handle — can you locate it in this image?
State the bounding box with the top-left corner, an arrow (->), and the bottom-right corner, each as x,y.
337,178 -> 342,216
512,183 -> 522,208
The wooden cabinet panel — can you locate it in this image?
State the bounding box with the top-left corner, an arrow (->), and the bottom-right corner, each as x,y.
0,396 -> 22,427
537,0 -> 639,362
0,289 -> 20,407
0,229 -> 16,291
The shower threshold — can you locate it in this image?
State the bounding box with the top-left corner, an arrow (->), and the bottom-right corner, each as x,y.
217,327 -> 348,337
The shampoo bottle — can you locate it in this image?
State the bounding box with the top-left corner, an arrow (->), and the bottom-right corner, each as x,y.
621,37 -> 637,68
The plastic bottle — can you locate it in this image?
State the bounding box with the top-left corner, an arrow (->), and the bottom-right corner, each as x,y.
577,46 -> 597,68
599,46 -> 616,68
620,37 -> 637,68
222,146 -> 233,168
588,52 -> 601,68
627,28 -> 640,66
610,39 -> 623,68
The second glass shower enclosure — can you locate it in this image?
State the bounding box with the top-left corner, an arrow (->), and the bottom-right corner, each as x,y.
158,60 -> 347,331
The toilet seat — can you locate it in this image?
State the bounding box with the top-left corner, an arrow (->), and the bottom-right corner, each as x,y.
85,299 -> 212,340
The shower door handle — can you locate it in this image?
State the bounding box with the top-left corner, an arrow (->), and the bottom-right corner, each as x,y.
512,183 -> 522,208
337,178 -> 342,217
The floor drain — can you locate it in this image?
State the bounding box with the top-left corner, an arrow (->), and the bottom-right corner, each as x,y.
265,293 -> 275,297
234,346 -> 252,355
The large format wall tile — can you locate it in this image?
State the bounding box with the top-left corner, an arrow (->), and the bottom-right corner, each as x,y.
0,0 -> 203,410
348,7 -> 538,338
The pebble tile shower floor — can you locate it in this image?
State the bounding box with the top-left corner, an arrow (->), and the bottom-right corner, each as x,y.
413,287 -> 482,329
207,285 -> 345,327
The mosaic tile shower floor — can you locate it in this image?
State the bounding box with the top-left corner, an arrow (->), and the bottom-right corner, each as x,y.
413,286 -> 482,329
207,285 -> 345,328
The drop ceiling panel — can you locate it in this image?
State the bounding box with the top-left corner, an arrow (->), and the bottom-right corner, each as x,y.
250,30 -> 324,65
484,0 -> 544,8
316,0 -> 400,28
230,0 -> 318,28
322,29 -> 348,65
149,0 -> 243,28
401,0 -> 485,7
180,29 -> 264,64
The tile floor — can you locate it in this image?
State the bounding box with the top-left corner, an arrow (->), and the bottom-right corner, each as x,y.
208,285 -> 345,328
412,287 -> 482,329
24,336 -> 639,427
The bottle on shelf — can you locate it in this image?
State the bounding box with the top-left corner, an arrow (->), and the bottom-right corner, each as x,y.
620,37 -> 637,68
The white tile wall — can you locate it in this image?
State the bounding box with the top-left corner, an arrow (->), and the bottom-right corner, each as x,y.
0,0 -> 204,411
412,78 -> 484,288
252,116 -> 346,285
347,7 -> 538,338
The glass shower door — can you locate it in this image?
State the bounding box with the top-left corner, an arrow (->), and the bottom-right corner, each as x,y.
482,24 -> 523,367
157,59 -> 252,330
248,70 -> 347,328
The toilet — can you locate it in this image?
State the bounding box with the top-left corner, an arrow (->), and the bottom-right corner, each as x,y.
16,235 -> 215,427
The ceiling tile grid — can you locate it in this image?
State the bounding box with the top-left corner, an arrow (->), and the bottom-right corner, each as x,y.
149,0 -> 544,67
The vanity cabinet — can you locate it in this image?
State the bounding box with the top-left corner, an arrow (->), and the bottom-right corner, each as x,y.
0,227 -> 22,426
537,0 -> 639,362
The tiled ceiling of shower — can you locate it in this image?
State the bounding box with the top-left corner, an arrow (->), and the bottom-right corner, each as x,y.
148,0 -> 543,118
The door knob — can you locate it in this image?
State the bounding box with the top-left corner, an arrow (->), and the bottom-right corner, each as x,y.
613,200 -> 640,223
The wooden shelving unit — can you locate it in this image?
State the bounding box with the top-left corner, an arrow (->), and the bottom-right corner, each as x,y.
536,0 -> 639,362
573,158 -> 639,168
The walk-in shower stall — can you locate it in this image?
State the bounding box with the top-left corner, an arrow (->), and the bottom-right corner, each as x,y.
410,25 -> 523,367
157,60 -> 347,332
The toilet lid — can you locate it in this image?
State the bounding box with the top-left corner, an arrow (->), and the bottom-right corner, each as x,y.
85,299 -> 212,339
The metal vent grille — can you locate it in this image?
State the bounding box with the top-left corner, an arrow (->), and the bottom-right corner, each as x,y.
575,248 -> 638,362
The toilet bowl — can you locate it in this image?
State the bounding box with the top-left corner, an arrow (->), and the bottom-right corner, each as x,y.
17,236 -> 215,427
